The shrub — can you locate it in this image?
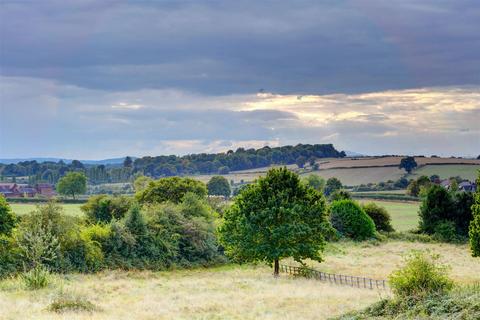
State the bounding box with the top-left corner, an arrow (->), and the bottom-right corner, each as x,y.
329,189 -> 351,202
136,177 -> 207,204
433,220 -> 458,243
470,173 -> 480,257
0,234 -> 21,278
48,290 -> 98,313
0,195 -> 16,236
329,200 -> 376,240
389,251 -> 454,302
81,195 -> 132,223
362,202 -> 394,232
324,177 -> 342,196
419,185 -> 455,234
22,265 -> 51,290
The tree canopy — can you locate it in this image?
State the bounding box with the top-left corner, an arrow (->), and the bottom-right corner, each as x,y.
324,177 -> 343,196
135,177 -> 207,204
470,172 -> 480,257
399,156 -> 418,173
0,195 -> 16,236
56,171 -> 87,199
218,167 -> 331,276
207,176 -> 231,197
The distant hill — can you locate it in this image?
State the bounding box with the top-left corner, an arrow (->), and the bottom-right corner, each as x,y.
0,157 -> 135,165
343,150 -> 364,157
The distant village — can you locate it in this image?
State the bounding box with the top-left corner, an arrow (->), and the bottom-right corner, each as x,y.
0,183 -> 56,198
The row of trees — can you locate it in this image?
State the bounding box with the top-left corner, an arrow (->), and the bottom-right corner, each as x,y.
0,144 -> 345,185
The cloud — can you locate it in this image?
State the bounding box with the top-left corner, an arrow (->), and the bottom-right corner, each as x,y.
1,1 -> 479,94
1,76 -> 478,159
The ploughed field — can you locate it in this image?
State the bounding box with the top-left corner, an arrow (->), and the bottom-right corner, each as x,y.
1,240 -> 477,320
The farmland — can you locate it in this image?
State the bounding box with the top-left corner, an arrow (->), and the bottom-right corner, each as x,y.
10,203 -> 83,216
190,156 -> 480,186
1,240 -> 477,320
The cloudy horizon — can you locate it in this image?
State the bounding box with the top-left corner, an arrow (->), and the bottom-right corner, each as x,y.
1,1 -> 479,159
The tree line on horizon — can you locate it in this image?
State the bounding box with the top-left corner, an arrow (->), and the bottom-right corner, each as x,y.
0,144 -> 345,185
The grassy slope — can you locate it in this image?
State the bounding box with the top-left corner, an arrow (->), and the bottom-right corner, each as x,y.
410,164 -> 480,181
358,200 -> 420,232
1,240 -> 478,320
10,203 -> 83,216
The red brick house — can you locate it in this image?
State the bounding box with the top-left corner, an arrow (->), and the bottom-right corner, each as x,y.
36,183 -> 56,197
0,183 -> 22,198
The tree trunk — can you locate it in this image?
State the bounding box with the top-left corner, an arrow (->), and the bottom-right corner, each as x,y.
274,259 -> 279,277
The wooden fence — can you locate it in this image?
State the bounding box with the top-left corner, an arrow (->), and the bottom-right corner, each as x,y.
280,265 -> 388,290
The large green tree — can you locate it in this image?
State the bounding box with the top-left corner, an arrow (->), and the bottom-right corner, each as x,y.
218,167 -> 331,276
207,176 -> 231,197
136,177 -> 207,204
470,172 -> 480,257
56,171 -> 87,199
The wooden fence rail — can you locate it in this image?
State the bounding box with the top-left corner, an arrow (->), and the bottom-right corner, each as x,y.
280,264 -> 388,290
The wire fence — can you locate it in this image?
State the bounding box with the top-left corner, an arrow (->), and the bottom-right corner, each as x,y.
280,264 -> 388,290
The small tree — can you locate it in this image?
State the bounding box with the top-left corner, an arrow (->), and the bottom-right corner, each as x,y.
133,175 -> 153,192
362,202 -> 394,232
330,200 -> 376,240
0,195 -> 16,236
324,177 -> 342,196
56,172 -> 87,200
123,156 -> 133,168
419,185 -> 455,234
399,156 -> 417,173
295,156 -> 307,169
219,167 -> 331,276
470,172 -> 480,257
136,177 -> 207,204
207,176 -> 231,197
302,174 -> 325,193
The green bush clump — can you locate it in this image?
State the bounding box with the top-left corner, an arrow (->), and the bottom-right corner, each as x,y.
433,220 -> 458,243
135,177 -> 207,204
21,265 -> 51,290
0,195 -> 16,236
389,251 -> 454,302
48,290 -> 98,313
470,173 -> 480,257
81,195 -> 132,223
329,189 -> 351,202
330,200 -> 376,240
362,202 -> 394,232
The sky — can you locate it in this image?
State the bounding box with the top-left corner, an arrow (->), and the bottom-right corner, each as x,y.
0,0 -> 479,159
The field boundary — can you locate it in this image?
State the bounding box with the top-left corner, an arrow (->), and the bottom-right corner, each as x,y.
280,264 -> 388,290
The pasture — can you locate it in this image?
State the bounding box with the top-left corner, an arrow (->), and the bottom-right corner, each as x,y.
1,240 -> 477,320
10,203 -> 83,216
358,200 -> 420,232
409,164 -> 480,181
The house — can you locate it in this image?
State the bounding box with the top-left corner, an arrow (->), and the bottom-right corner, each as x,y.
17,184 -> 37,197
459,181 -> 477,192
0,183 -> 22,198
36,183 -> 56,197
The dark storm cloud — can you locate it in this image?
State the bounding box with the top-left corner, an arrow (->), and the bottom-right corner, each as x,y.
2,0 -> 479,94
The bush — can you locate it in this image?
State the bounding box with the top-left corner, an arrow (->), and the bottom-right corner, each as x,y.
419,185 -> 455,234
0,234 -> 21,278
81,195 -> 132,223
22,265 -> 51,290
207,176 -> 231,197
0,195 -> 16,236
136,177 -> 207,204
48,290 -> 98,313
470,173 -> 480,257
329,189 -> 351,202
330,200 -> 376,240
433,220 -> 458,243
362,202 -> 394,232
389,251 -> 454,302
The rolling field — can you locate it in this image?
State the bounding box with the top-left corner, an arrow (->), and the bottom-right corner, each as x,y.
190,157 -> 480,186
409,164 -> 480,181
358,200 -> 420,232
10,203 -> 83,216
1,240 -> 477,320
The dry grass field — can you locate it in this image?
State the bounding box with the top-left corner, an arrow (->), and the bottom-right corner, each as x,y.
1,240 -> 477,320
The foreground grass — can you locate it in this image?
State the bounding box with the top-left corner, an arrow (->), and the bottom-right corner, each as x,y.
10,203 -> 83,216
0,265 -> 381,320
2,240 -> 478,319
